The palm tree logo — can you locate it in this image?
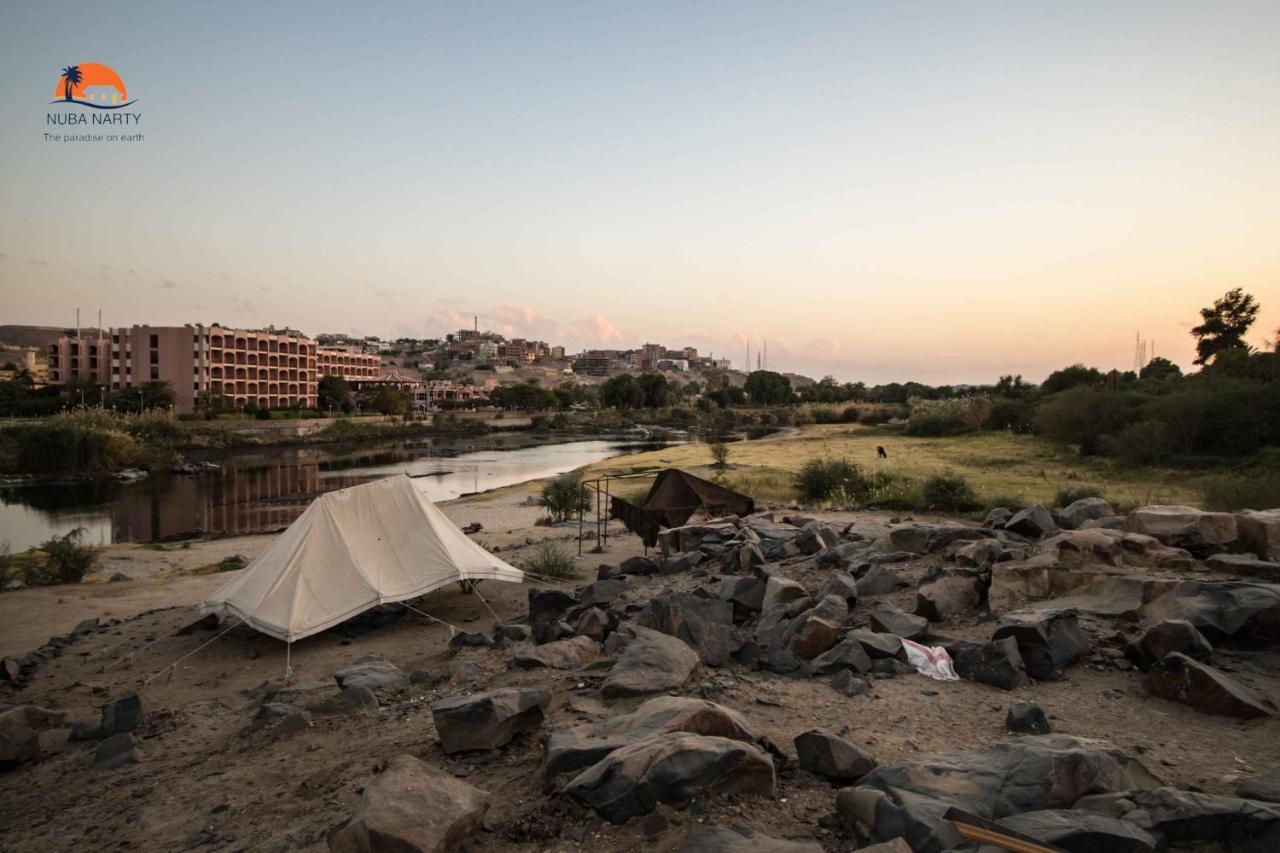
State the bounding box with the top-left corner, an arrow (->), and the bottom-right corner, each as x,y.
60,65 -> 82,101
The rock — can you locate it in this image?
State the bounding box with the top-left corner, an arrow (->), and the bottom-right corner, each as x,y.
601,627 -> 699,699
253,702 -> 313,738
847,628 -> 905,660
70,617 -> 100,638
915,574 -> 982,622
661,551 -> 707,575
1006,701 -> 1051,734
818,570 -> 859,607
573,607 -> 612,642
1144,652 -> 1275,718
678,825 -> 823,852
761,576 -> 808,611
430,687 -> 551,753
333,657 -> 409,692
808,637 -> 873,676
620,555 -> 660,576
514,636 -> 602,670
1058,497 -> 1117,529
543,696 -> 769,783
0,657 -> 20,683
837,735 -> 1161,852
945,637 -> 1026,691
794,729 -> 877,782
1076,787 -> 1280,851
1238,769 -> 1280,804
309,686 -> 379,717
997,809 -> 1157,853
1237,509 -> 1280,562
1206,553 -> 1280,582
36,727 -> 69,759
992,609 -> 1091,680
449,631 -> 495,649
856,564 -> 910,597
108,572 -> 131,583
952,538 -> 1006,569
1126,504 -> 1238,553
984,508 -> 1013,529
328,754 -> 489,853
638,593 -> 737,667
1125,619 -> 1214,670
529,588 -> 580,642
1139,581 -> 1280,646
100,692 -> 145,735
0,705 -> 69,768
869,603 -> 928,640
494,623 -> 530,642
830,670 -> 871,697
1005,505 -> 1058,538
94,732 -> 143,770
719,576 -> 766,620
577,578 -> 628,610
565,732 -> 776,823
788,616 -> 842,660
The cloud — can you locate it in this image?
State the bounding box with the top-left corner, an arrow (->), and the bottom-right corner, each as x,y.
161,279 -> 178,289
571,313 -> 627,347
28,258 -> 46,266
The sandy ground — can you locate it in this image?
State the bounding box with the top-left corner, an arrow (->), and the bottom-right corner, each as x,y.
1,484 -> 1278,851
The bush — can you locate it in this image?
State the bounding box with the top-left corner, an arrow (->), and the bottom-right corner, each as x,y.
921,471 -> 981,513
538,472 -> 592,523
985,494 -> 1027,512
904,398 -> 991,437
793,457 -> 897,506
1053,485 -> 1102,507
1101,420 -> 1173,466
1199,472 -> 1280,512
25,528 -> 97,585
1034,387 -> 1131,455
985,397 -> 1035,432
523,543 -> 578,579
2,410 -> 180,474
709,441 -> 729,468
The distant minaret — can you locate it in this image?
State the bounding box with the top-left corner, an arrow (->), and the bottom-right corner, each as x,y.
764,339 -> 768,370
474,315 -> 478,333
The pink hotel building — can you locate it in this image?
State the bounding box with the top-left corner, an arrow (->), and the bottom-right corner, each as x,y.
47,324 -> 381,413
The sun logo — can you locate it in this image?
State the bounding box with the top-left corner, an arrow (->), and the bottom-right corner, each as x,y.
53,63 -> 135,109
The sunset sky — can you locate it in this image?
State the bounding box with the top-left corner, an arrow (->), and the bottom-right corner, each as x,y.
1,1 -> 1277,383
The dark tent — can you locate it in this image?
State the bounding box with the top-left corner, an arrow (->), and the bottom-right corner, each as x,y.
610,469 -> 754,547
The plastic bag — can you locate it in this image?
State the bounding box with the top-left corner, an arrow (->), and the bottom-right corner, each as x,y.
901,638 -> 960,681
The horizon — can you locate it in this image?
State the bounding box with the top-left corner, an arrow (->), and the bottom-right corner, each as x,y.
2,1 -> 1277,384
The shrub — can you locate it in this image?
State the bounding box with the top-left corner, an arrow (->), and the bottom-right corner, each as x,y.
985,397 -> 1035,432
523,543 -> 578,579
793,457 -> 898,506
985,494 -> 1027,512
25,528 -> 97,585
861,477 -> 922,510
1053,485 -> 1102,507
538,472 -> 592,523
1199,472 -> 1280,512
921,471 -> 981,513
709,441 -> 729,468
1101,420 -> 1173,466
1034,387 -> 1131,455
905,398 -> 991,437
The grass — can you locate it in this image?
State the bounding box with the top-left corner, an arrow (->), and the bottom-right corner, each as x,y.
580,423 -> 1201,509
523,543 -> 578,579
188,555 -> 247,575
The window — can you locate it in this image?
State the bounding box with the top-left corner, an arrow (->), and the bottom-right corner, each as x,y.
150,367 -> 159,380
150,334 -> 159,348
150,351 -> 159,364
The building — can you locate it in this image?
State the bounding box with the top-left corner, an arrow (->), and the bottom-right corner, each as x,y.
317,347 -> 382,380
0,346 -> 49,385
572,350 -> 629,377
46,324 -> 318,413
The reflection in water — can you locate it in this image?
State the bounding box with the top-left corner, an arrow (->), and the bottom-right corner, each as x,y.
0,436 -> 669,552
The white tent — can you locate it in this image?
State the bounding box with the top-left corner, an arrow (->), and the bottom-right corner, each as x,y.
202,474 -> 523,642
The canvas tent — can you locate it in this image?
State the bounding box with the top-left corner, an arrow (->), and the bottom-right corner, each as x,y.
609,468 -> 755,547
202,475 -> 523,642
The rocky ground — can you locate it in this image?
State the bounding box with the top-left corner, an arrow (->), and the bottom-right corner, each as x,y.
2,497 -> 1280,852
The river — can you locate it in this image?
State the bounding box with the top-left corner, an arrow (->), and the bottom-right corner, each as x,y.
0,434 -> 672,553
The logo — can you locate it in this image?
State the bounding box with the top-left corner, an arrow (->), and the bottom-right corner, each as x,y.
52,63 -> 135,109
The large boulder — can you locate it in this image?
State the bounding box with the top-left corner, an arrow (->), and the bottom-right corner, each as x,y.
601,626 -> 699,699
1058,497 -> 1117,530
915,574 -> 983,623
334,657 -> 409,692
1126,505 -> 1237,553
1124,619 -> 1214,670
638,593 -> 737,667
857,564 -> 910,597
430,687 -> 551,753
1206,553 -> 1280,582
100,692 -> 145,735
719,576 -> 766,620
761,576 -> 808,611
1237,509 -> 1280,562
309,687 -> 379,718
0,705 -> 69,769
992,609 -> 1090,680
678,826 -> 823,852
565,732 -> 776,823
794,729 -> 877,782
944,637 -> 1026,691
997,809 -> 1157,852
807,637 -> 874,676
835,735 -> 1161,853
1076,787 -> 1280,852
1139,581 -> 1280,646
529,588 -> 580,643
513,636 -> 601,670
328,754 -> 489,853
819,570 -> 859,606
544,696 -> 770,783
1005,505 -> 1058,539
1238,769 -> 1280,804
869,602 -> 928,641
1144,653 -> 1275,719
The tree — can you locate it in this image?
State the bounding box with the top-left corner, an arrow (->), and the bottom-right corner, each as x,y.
60,65 -> 82,101
744,370 -> 792,405
1139,357 -> 1182,382
361,386 -> 411,415
1192,288 -> 1259,365
599,374 -> 645,409
1034,386 -> 1130,455
1040,364 -> 1104,394
317,375 -> 352,412
636,372 -> 673,408
994,374 -> 1030,397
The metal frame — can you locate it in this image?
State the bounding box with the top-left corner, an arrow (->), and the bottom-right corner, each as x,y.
577,470 -> 662,556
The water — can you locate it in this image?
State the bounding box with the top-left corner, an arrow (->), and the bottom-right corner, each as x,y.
0,435 -> 670,552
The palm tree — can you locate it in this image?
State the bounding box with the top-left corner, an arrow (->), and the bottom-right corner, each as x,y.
60,65 -> 82,101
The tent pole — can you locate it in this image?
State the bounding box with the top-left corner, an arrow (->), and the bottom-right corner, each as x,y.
603,476 -> 610,548
578,480 -> 584,556
284,640 -> 292,685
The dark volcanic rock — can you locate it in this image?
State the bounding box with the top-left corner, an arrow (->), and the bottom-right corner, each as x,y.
719,576 -> 766,620
808,637 -> 874,676
1139,580 -> 1280,646
430,687 -> 551,753
600,627 -> 699,699
620,555 -> 660,576
819,570 -> 859,606
100,692 -> 145,735
847,628 -> 905,661
1005,504 -> 1058,538
998,808 -> 1156,853
869,603 -> 928,640
94,732 -> 143,770
565,732 -> 776,823
638,593 -> 737,667
794,729 -> 877,782
1238,769 -> 1280,804
856,564 -> 910,597
308,686 -> 378,717
328,754 -> 489,853
1144,652 -> 1275,718
992,609 -> 1090,680
513,635 -> 601,670
1006,701 -> 1051,734
915,574 -> 982,622
1125,619 -> 1214,670
945,637 -> 1026,691
1076,787 -> 1280,852
333,657 -> 409,692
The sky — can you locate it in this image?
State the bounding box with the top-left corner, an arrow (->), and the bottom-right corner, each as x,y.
0,1 -> 1277,384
